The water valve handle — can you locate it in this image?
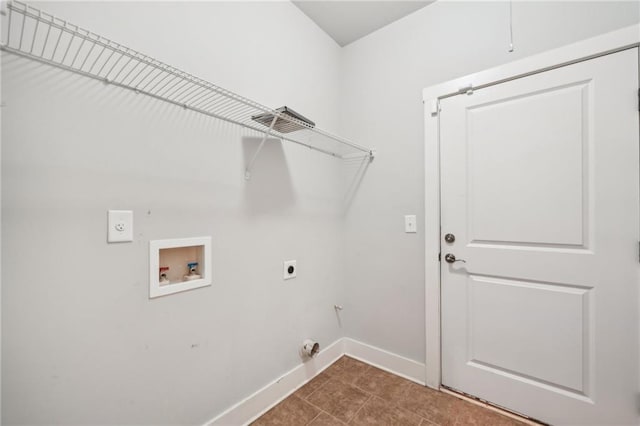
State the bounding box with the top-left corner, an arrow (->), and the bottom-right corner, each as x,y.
183,262 -> 201,281
159,266 -> 171,285
187,262 -> 199,274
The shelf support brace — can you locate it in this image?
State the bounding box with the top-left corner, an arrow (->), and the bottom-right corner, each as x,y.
245,114 -> 278,180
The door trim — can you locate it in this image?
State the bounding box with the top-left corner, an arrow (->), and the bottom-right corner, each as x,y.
422,24 -> 640,390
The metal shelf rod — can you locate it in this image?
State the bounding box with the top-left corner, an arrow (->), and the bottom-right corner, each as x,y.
1,1 -> 375,164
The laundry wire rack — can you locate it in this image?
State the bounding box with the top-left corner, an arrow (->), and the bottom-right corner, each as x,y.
0,1 -> 375,178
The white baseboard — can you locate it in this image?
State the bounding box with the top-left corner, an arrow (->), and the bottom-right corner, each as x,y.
204,338 -> 426,426
205,338 -> 345,426
343,338 -> 425,385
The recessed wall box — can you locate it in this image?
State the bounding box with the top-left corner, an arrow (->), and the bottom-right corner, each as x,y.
149,237 -> 211,298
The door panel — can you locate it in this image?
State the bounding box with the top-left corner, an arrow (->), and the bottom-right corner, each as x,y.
468,82 -> 587,246
468,275 -> 589,394
440,48 -> 639,425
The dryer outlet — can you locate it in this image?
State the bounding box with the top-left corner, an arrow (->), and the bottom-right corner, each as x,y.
283,260 -> 297,280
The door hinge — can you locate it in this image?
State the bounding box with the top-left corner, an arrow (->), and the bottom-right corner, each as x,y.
458,84 -> 474,95
430,99 -> 440,116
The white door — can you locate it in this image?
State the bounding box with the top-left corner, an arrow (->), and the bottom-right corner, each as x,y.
440,48 -> 640,425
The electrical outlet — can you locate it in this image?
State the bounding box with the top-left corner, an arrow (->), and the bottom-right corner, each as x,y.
283,260 -> 297,280
108,210 -> 133,243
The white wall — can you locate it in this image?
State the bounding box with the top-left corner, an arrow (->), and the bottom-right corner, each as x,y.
340,1 -> 640,364
1,2 -> 345,425
4,1 -> 640,425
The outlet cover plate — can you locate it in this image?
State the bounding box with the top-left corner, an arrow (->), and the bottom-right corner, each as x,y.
108,210 -> 133,243
283,260 -> 297,280
405,215 -> 417,233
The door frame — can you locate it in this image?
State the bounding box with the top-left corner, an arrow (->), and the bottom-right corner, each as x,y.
422,24 -> 640,390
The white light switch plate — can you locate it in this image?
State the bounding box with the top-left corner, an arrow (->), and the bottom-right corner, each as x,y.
108,210 -> 133,243
405,215 -> 417,233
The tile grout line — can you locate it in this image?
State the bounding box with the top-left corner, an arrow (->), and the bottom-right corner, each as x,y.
320,409 -> 346,426
349,364 -> 432,424
305,359 -> 374,425
303,398 -> 335,418
391,382 -> 426,421
420,416 -> 440,426
420,418 -> 440,426
393,381 -> 442,424
304,409 -> 323,426
350,376 -> 413,419
352,363 -> 371,385
343,362 -> 376,424
345,394 -> 373,424
365,392 -> 428,426
340,365 -> 373,393
300,391 -> 346,424
302,354 -> 349,401
258,356 -> 528,426
302,375 -> 333,401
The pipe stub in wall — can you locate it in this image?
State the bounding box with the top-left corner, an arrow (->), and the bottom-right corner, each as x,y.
302,339 -> 320,357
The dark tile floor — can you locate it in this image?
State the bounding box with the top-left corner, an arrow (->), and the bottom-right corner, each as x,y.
252,356 -> 527,426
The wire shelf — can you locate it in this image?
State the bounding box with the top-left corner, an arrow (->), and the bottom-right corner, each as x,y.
0,1 -> 375,165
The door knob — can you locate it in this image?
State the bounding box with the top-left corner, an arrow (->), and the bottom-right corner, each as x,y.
444,253 -> 466,264
444,233 -> 455,243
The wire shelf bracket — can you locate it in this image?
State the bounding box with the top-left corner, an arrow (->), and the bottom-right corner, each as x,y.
0,1 -> 375,180
245,115 -> 278,180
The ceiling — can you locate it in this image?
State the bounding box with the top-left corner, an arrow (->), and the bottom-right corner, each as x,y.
292,1 -> 434,47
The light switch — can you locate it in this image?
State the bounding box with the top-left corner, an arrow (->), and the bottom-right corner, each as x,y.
108,210 -> 133,243
405,215 -> 417,233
